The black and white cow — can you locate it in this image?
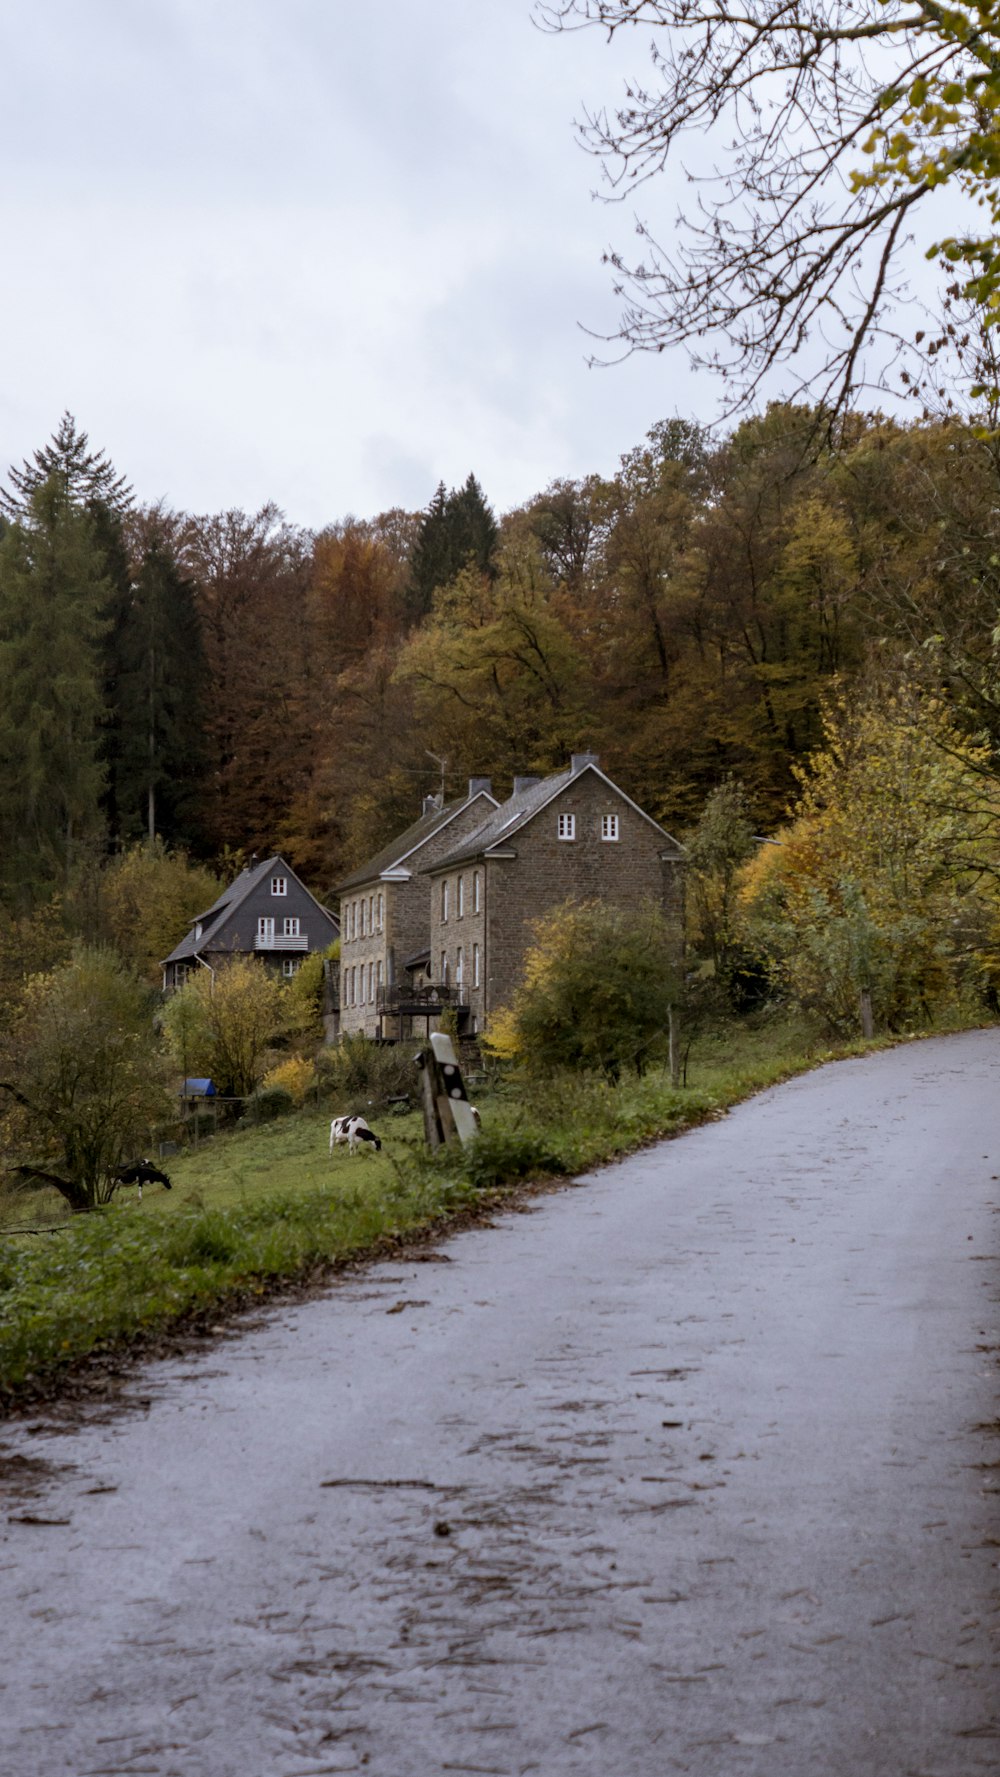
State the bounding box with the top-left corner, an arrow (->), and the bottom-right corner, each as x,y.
329,1115 -> 382,1156
115,1160 -> 173,1202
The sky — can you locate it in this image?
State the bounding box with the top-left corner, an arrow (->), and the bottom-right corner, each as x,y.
0,0 -> 711,530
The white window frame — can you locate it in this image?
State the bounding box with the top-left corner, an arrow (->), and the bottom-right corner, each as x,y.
442,879 -> 449,922
271,875 -> 287,897
473,870 -> 481,914
360,899 -> 366,937
602,813 -> 620,842
377,892 -> 383,929
457,875 -> 464,917
441,951 -> 449,985
283,916 -> 300,936
557,812 -> 576,841
473,942 -> 480,987
376,958 -> 383,996
282,958 -> 298,978
258,916 -> 275,939
456,945 -> 463,987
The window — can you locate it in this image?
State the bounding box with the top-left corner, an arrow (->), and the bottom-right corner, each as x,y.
369,894 -> 374,932
271,876 -> 287,896
473,870 -> 481,914
557,812 -> 576,841
457,875 -> 464,917
456,946 -> 463,986
441,952 -> 449,984
258,916 -> 275,940
376,959 -> 382,996
283,916 -> 300,936
602,813 -> 620,842
351,901 -> 357,940
377,892 -> 383,929
360,899 -> 366,937
473,942 -> 480,987
442,879 -> 449,922
282,959 -> 298,978
351,965 -> 357,1005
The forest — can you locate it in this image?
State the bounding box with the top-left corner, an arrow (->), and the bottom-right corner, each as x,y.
0,402 -> 999,1040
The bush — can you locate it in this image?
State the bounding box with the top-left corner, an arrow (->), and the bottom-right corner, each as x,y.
254,1085 -> 295,1122
262,1056 -> 316,1106
318,1035 -> 421,1113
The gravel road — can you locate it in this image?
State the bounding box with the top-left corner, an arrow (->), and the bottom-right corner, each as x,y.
2,1029 -> 999,1776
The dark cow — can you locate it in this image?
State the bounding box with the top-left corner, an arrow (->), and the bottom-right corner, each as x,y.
115,1160 -> 172,1202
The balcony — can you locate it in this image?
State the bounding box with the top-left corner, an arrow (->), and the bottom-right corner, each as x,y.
255,932 -> 309,952
376,982 -> 468,1018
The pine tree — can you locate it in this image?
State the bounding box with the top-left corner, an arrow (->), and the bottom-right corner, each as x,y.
0,412 -> 132,519
406,474 -> 499,620
0,477 -> 110,911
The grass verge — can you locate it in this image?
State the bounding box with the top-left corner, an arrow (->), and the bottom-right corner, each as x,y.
0,1011 -> 978,1411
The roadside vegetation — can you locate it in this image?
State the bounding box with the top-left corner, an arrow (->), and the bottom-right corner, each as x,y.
0,1007 -> 980,1411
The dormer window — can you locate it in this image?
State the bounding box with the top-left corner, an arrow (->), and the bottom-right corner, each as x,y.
557,813 -> 576,841
601,814 -> 620,842
271,875 -> 287,897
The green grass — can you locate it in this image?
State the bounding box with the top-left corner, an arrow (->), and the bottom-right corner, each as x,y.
0,1010 -> 974,1408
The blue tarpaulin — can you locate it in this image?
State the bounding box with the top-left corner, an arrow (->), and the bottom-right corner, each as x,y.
181,1078 -> 216,1097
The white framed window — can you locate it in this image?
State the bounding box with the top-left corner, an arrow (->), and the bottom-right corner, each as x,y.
473,870 -> 481,914
351,965 -> 357,1005
441,951 -> 449,984
456,945 -> 463,986
350,901 -> 357,940
271,875 -> 287,896
557,812 -> 576,841
360,899 -> 366,937
442,879 -> 449,922
283,916 -> 300,936
457,875 -> 464,917
368,894 -> 374,932
376,959 -> 383,996
473,942 -> 480,987
258,916 -> 275,939
602,813 -> 620,842
282,959 -> 298,978
377,892 -> 383,929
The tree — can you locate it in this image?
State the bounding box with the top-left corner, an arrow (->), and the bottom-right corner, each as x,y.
0,947 -> 170,1211
0,477 -> 110,912
685,777 -> 758,979
406,475 -> 499,620
162,956 -> 287,1098
485,899 -> 680,1078
95,843 -> 221,986
538,1 -> 1000,412
0,412 -> 132,519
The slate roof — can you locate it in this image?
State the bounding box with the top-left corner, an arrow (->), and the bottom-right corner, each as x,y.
429,762 -> 681,872
336,793 -> 495,892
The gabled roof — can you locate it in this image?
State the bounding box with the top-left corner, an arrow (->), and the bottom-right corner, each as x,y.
428,762 -> 683,872
162,854 -> 338,966
336,790 -> 498,892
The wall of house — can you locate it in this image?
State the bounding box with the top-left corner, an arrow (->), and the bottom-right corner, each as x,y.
338,793 -> 497,1039
430,772 -> 684,1031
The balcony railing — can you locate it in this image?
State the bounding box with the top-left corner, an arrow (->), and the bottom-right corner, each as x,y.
255,932 -> 309,951
376,982 -> 468,1016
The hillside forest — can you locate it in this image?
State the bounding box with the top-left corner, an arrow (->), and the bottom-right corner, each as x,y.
1,406 -> 999,1041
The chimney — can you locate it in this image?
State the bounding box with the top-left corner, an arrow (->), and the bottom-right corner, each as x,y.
467,776 -> 492,799
423,793 -> 442,816
571,752 -> 600,773
513,775 -> 542,796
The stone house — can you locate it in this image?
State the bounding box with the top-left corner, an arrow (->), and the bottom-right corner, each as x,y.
424,754 -> 684,1034
161,854 -> 340,992
336,779 -> 499,1038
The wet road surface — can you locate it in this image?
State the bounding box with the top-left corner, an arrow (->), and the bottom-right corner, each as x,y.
1,1029 -> 999,1775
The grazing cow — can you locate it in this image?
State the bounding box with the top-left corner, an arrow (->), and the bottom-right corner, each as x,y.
329,1115 -> 382,1156
469,1106 -> 481,1129
115,1160 -> 172,1202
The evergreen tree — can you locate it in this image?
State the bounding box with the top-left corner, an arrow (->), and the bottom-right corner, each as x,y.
0,477 -> 110,912
0,411 -> 132,519
406,474 -> 498,620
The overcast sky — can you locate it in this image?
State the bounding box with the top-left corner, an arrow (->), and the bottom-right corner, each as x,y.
1,0 -> 717,529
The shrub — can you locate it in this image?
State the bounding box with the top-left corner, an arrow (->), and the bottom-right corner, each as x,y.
254,1085 -> 295,1122
318,1035 -> 420,1113
262,1056 -> 316,1106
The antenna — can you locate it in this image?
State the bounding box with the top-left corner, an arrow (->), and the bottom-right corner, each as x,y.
425,749 -> 448,804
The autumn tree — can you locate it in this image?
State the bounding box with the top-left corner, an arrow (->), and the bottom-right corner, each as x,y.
162,956 -> 287,1097
95,843 -> 221,985
0,947 -> 170,1211
486,900 -> 681,1078
539,1 -> 1000,411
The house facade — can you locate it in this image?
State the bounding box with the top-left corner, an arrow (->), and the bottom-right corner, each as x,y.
162,854 -> 340,992
336,779 -> 499,1038
425,755 -> 684,1034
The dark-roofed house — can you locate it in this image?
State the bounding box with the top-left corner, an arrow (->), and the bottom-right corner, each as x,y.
337,778 -> 499,1038
162,854 -> 340,992
425,754 -> 684,1035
